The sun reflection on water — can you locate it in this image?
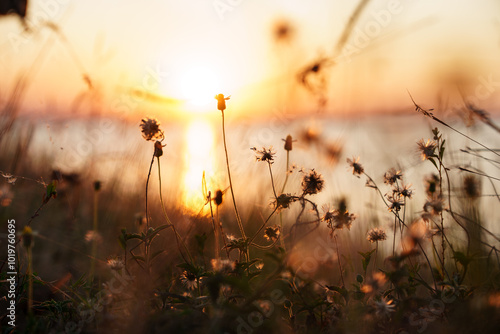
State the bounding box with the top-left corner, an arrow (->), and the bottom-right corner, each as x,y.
182,120 -> 217,212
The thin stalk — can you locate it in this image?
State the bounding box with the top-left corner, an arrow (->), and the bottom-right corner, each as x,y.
90,187 -> 99,281
268,162 -> 278,199
334,234 -> 345,287
27,246 -> 33,315
221,111 -> 246,240
281,150 -> 290,194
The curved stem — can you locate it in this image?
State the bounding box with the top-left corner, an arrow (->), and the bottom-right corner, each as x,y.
248,208 -> 278,245
334,234 -> 345,287
268,162 -> 278,199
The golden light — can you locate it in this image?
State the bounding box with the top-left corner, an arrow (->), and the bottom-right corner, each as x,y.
179,66 -> 220,108
182,120 -> 217,211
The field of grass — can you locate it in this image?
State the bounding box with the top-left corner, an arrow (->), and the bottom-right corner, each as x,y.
1,91 -> 500,334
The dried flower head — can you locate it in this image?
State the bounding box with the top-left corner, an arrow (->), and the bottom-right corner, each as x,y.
393,182 -> 413,199
215,93 -> 230,111
264,225 -> 281,242
463,175 -> 480,199
301,169 -> 324,195
140,117 -> 164,141
366,228 -> 387,243
251,147 -> 276,164
214,189 -> 224,206
417,139 -> 437,160
282,134 -> 296,151
180,271 -> 198,290
273,193 -> 296,211
323,202 -> 356,232
347,156 -> 364,177
384,168 -> 403,185
273,19 -> 294,43
386,194 -> 404,212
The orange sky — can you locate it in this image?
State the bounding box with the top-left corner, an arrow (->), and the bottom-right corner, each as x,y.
1,0 -> 499,119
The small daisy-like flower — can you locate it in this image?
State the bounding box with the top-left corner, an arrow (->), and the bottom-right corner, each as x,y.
417,139 -> 437,160
373,297 -> 395,318
107,258 -> 124,271
386,194 -> 404,212
180,271 -> 198,290
282,134 -> 296,151
366,228 -> 387,243
251,147 -> 276,164
383,168 -> 403,185
22,226 -> 33,249
393,183 -> 413,199
301,169 -> 324,195
140,117 -> 164,142
215,93 -> 230,111
211,259 -> 236,273
84,230 -> 102,244
264,225 -> 280,242
347,156 -> 364,177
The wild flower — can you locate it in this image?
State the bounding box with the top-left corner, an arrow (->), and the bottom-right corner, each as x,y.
273,193 -> 295,211
386,194 -> 404,212
255,261 -> 264,270
366,228 -> 387,243
383,168 -> 403,185
251,147 -> 276,164
301,169 -> 324,195
154,141 -> 165,157
140,117 -> 164,141
226,234 -> 237,242
180,271 -> 198,290
373,297 -> 395,318
463,175 -> 480,199
347,156 -> 364,177
322,203 -> 356,232
107,258 -> 124,271
393,183 -> 413,199
215,93 -> 230,112
264,225 -> 280,242
417,139 -> 437,160
22,226 -> 33,249
1,172 -> 17,185
211,259 -> 236,273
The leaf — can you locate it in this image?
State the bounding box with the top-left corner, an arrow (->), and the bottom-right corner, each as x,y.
358,249 -> 376,273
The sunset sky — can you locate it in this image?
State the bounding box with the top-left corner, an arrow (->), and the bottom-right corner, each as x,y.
1,0 -> 500,118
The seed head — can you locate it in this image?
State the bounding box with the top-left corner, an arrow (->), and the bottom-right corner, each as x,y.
214,189 -> 224,206
301,169 -> 324,195
140,117 -> 164,142
366,228 -> 387,243
387,194 -> 404,212
251,147 -> 276,164
282,134 -> 296,151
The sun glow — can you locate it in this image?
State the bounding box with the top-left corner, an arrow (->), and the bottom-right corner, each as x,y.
179,66 -> 220,108
183,121 -> 217,211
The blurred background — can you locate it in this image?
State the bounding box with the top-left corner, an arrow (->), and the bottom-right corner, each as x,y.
1,0 -> 499,287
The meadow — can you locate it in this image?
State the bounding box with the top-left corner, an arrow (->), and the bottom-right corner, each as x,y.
1,1 -> 500,333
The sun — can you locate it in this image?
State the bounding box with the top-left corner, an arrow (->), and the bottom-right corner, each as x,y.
179,66 -> 220,107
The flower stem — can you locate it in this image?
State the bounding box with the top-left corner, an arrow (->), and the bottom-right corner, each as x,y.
334,234 -> 345,287
221,111 -> 247,249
